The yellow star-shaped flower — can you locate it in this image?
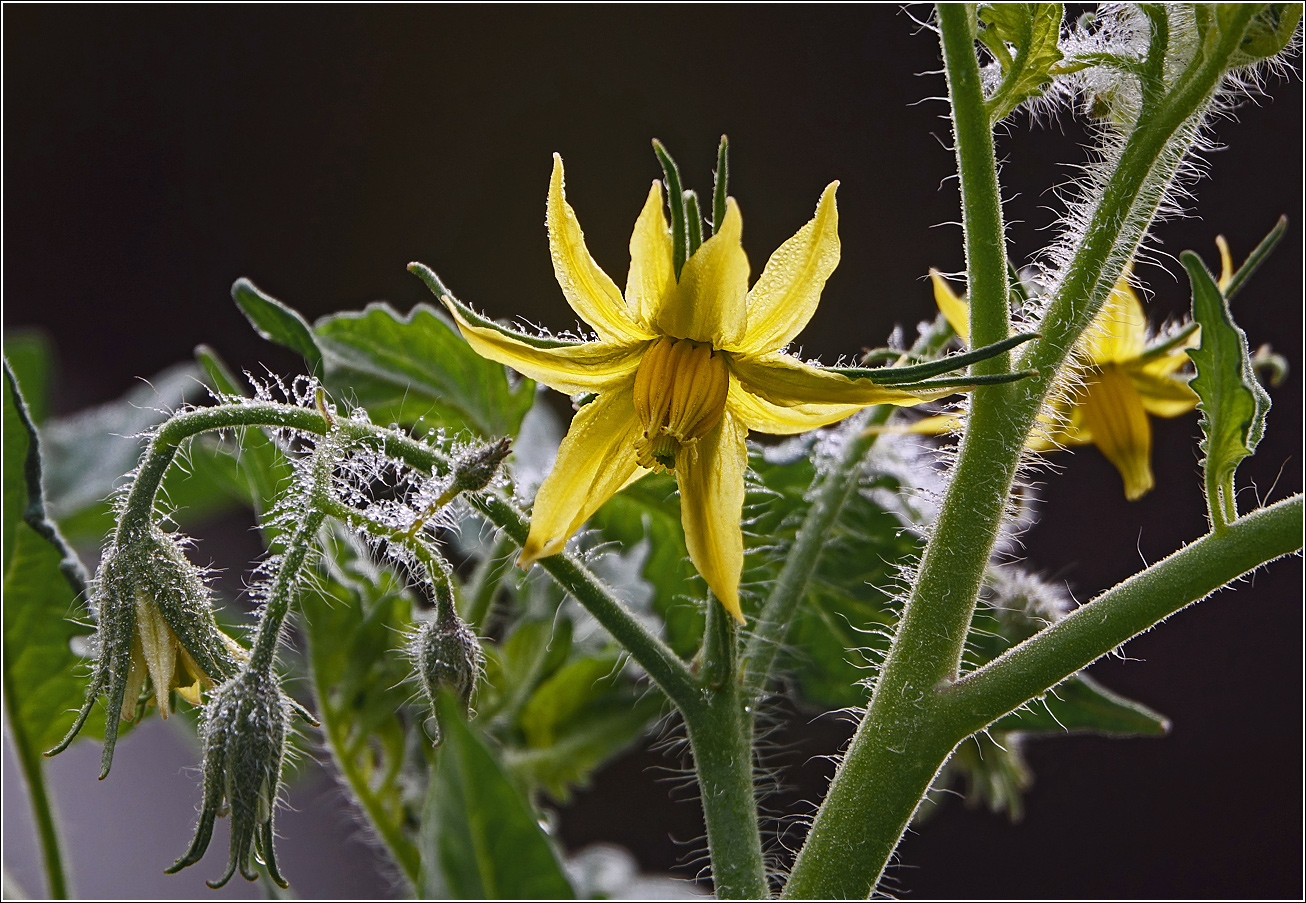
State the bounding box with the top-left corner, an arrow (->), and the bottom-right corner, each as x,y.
931,269 -> 1198,501
440,155 -> 942,621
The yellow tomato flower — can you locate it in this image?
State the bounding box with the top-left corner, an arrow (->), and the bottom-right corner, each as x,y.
930,269 -> 1198,501
442,154 -> 942,622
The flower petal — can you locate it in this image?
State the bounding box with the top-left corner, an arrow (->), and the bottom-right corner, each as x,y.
548,154 -> 652,343
444,298 -> 647,394
730,351 -> 952,410
1084,279 -> 1146,364
518,383 -> 648,567
626,180 -> 676,330
677,413 -> 747,623
1077,365 -> 1154,500
654,198 -> 749,347
726,374 -> 864,435
731,183 -> 840,354
932,270 -> 971,343
1131,368 -> 1198,418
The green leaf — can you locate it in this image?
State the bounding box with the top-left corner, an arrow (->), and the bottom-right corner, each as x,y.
3,361 -> 104,753
978,3 -> 1065,122
300,524 -> 426,887
313,302 -> 536,438
1182,250 -> 1271,526
38,363 -> 239,540
991,673 -> 1169,736
231,277 -> 324,372
505,702 -> 658,804
421,691 -> 574,900
478,618 -> 573,726
2,331 -> 53,424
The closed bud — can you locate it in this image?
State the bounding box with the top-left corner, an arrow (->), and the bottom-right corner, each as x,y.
450,436 -> 512,494
412,613 -> 483,746
47,523 -> 244,777
167,667 -> 292,889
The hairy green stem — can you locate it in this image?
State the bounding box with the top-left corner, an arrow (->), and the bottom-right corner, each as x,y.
943,495 -> 1303,732
784,8 -> 1257,898
689,599 -> 768,899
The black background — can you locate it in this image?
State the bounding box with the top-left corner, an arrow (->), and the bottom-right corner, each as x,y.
5,6 -> 1302,898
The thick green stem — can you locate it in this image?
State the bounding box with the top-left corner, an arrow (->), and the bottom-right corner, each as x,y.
685,599 -> 768,900
784,8 -> 1257,898
941,495 -> 1303,733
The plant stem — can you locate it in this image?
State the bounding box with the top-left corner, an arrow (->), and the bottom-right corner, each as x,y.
785,8 -> 1257,898
941,494 -> 1303,733
685,599 -> 768,900
5,693 -> 69,898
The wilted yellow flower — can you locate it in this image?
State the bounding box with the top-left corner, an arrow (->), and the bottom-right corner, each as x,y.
441,154 -> 942,621
930,270 -> 1198,500
122,589 -> 215,719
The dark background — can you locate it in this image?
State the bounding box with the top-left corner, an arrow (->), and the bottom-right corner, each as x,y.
4,6 -> 1301,898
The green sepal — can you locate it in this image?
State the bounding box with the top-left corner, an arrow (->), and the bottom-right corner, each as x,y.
651,140 -> 688,279
684,190 -> 703,257
977,3 -> 1065,122
1223,215 -> 1287,302
1182,250 -> 1271,527
408,262 -> 583,349
231,278 -> 324,373
420,690 -> 575,899
830,331 -> 1037,384
711,135 -> 730,238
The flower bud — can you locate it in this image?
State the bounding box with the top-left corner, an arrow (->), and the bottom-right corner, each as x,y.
450,436 -> 512,494
412,613 -> 483,746
167,667 -> 291,888
48,523 -> 244,777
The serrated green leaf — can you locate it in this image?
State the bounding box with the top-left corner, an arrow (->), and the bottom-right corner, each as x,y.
421,691 -> 574,900
3,362 -> 105,752
992,673 -> 1169,736
1182,250 -> 1271,526
231,277 -> 324,372
313,302 -> 536,438
978,3 -> 1065,122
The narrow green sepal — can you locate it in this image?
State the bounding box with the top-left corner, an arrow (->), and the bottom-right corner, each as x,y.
1224,215 -> 1287,302
711,135 -> 729,238
408,262 -> 582,349
651,140 -> 688,279
832,332 -> 1038,384
684,190 -> 703,257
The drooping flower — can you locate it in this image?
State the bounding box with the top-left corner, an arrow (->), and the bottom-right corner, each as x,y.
425,154 -> 952,622
931,269 -> 1198,500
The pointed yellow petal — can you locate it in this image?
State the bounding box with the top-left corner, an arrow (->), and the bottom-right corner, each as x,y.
626,180 -> 675,329
519,383 -> 648,567
654,198 -> 749,347
1077,365 -> 1154,500
726,374 -> 864,435
133,590 -> 176,718
730,352 -> 950,410
1215,236 -> 1234,291
444,298 -> 646,394
931,270 -> 970,343
548,155 -> 651,343
1131,368 -> 1198,418
731,183 -> 840,355
677,414 -> 747,623
862,413 -> 964,437
1085,279 -> 1146,364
